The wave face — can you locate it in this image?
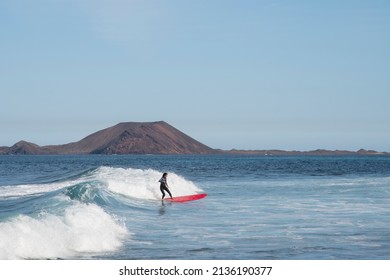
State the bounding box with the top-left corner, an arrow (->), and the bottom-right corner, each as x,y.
0,166 -> 203,259
93,167 -> 202,200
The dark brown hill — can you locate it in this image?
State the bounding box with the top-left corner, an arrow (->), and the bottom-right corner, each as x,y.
2,121 -> 216,155
5,141 -> 42,155
59,121 -> 215,154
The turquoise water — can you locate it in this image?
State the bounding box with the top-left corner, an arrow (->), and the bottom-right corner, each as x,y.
1,155 -> 390,259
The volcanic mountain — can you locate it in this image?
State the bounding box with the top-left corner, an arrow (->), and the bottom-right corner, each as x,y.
2,121 -> 216,155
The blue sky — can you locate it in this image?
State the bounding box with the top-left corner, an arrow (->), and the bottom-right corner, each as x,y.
1,0 -> 389,151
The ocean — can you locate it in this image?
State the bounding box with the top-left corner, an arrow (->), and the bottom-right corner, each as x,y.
1,154 -> 390,260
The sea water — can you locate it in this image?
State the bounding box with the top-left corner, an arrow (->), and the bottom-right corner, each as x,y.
0,155 -> 390,260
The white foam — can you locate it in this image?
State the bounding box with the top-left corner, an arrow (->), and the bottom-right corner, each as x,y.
0,203 -> 129,259
0,179 -> 83,198
95,167 -> 203,200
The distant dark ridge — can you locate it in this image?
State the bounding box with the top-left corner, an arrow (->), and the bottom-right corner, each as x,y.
1,121 -> 216,155
221,148 -> 390,156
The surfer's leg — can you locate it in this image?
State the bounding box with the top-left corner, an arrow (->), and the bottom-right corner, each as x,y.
160,186 -> 166,199
164,186 -> 173,199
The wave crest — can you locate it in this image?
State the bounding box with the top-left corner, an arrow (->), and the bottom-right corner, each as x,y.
0,203 -> 128,259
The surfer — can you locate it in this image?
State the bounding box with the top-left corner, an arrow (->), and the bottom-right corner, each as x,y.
159,172 -> 173,200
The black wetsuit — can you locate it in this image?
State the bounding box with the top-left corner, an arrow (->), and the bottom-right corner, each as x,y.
159,177 -> 172,199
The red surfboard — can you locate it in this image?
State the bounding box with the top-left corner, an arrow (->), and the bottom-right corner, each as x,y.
164,193 -> 207,203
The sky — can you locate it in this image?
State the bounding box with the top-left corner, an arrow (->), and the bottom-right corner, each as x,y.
1,0 -> 389,151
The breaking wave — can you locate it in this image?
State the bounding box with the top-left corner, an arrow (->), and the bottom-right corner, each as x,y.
0,167 -> 204,259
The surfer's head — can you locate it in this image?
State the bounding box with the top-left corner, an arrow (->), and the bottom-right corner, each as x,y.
163,172 -> 168,177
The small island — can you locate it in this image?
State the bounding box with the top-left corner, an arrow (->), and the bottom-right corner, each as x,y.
0,121 -> 388,156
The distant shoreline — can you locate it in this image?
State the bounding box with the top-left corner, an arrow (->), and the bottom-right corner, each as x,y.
219,148 -> 390,156
1,148 -> 389,156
